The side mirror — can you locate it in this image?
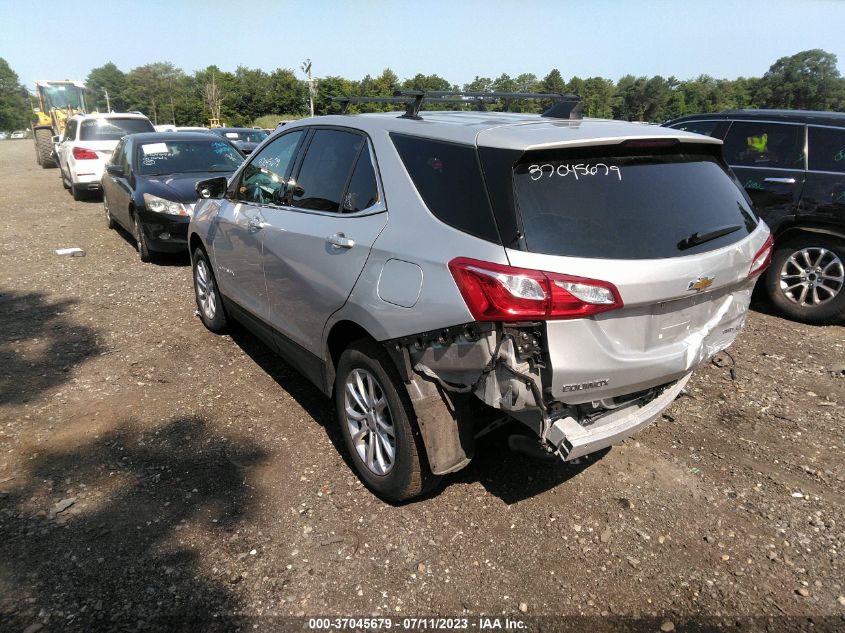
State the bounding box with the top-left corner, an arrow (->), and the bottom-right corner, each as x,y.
196,176 -> 228,199
52,135 -> 61,144
106,164 -> 124,177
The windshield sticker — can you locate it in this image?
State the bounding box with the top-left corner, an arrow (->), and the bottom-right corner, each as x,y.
211,141 -> 234,155
528,163 -> 622,181
142,142 -> 170,155
225,132 -> 239,139
141,154 -> 170,166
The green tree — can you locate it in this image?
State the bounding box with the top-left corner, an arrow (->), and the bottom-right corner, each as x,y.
124,62 -> 187,124
757,49 -> 844,110
582,77 -> 615,118
86,62 -> 127,112
0,58 -> 31,131
541,69 -> 566,94
267,68 -> 308,116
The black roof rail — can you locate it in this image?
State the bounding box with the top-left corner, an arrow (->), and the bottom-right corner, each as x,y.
329,91 -> 582,120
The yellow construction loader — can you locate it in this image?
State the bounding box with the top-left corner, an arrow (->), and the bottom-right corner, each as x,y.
31,80 -> 88,168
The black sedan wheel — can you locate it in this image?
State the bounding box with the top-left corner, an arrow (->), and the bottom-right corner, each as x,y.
103,196 -> 116,230
133,214 -> 152,263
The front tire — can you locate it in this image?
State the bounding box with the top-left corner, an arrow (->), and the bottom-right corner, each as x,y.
34,129 -> 56,168
134,213 -> 152,263
103,196 -> 116,229
335,340 -> 440,502
764,235 -> 845,324
192,247 -> 227,332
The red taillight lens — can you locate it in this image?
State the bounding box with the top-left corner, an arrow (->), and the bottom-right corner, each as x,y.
448,257 -> 623,321
748,234 -> 774,279
72,147 -> 99,160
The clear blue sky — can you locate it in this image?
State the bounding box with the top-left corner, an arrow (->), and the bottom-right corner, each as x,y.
2,0 -> 844,90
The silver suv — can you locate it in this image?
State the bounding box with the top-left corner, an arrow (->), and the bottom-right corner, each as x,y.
189,93 -> 772,501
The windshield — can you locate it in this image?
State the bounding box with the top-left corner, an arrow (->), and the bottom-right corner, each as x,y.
41,84 -> 85,110
216,129 -> 268,143
512,150 -> 758,259
137,140 -> 243,175
80,118 -> 154,141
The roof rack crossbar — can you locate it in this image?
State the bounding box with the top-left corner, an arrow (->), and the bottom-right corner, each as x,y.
329,91 -> 583,120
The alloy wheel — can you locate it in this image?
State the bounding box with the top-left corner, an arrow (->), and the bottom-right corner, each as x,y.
779,247 -> 844,306
344,368 -> 396,476
194,258 -> 217,320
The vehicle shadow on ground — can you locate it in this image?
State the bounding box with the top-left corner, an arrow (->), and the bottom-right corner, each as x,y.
0,415 -> 266,632
0,288 -> 103,406
113,226 -> 191,267
227,324 -> 602,505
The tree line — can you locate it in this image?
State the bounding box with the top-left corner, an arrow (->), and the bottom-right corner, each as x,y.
1,49 -> 844,132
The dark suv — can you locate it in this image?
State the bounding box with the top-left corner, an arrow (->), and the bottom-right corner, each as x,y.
664,110 -> 845,324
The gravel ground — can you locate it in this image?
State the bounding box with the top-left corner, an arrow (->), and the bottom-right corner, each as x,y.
0,138 -> 843,632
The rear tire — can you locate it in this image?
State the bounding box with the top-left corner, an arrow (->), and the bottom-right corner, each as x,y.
71,183 -> 84,201
335,340 -> 441,502
192,247 -> 227,332
133,213 -> 152,263
34,129 -> 56,168
764,235 -> 845,324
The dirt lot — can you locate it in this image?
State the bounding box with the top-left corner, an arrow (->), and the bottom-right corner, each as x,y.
0,138 -> 843,632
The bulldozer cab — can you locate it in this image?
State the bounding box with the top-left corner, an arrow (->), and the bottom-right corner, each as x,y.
32,80 -> 87,168
34,80 -> 88,133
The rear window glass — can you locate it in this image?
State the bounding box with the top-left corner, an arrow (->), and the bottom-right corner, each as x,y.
80,118 -> 154,141
808,126 -> 845,173
391,134 -> 499,243
137,140 -> 243,175
513,151 -> 758,259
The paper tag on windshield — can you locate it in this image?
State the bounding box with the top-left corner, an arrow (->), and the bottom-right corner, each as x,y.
225,133 -> 239,139
142,143 -> 169,155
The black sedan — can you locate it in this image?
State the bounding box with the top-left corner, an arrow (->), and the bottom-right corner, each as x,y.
210,127 -> 269,155
101,132 -> 243,262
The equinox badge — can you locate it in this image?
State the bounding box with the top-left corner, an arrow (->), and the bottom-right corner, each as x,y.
687,276 -> 714,292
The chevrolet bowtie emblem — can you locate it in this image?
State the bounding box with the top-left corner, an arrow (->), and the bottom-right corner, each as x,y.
687,276 -> 714,292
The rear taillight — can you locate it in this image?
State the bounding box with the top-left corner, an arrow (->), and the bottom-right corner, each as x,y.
748,234 -> 774,279
448,257 -> 623,321
72,147 -> 98,160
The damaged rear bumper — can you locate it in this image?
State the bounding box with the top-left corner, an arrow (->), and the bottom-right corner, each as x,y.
547,372 -> 691,461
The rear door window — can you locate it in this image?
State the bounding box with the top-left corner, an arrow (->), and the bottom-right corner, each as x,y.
808,126 -> 845,173
722,121 -> 805,169
513,149 -> 758,259
290,129 -> 364,212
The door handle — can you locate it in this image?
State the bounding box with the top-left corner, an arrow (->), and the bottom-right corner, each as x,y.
327,233 -> 355,249
247,217 -> 267,232
763,177 -> 796,184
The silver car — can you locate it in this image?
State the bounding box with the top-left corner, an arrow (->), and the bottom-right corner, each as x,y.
188,95 -> 772,501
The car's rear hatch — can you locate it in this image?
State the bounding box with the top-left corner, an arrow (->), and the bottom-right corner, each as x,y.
476,127 -> 771,404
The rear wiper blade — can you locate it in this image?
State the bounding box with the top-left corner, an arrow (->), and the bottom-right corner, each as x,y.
677,224 -> 742,251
